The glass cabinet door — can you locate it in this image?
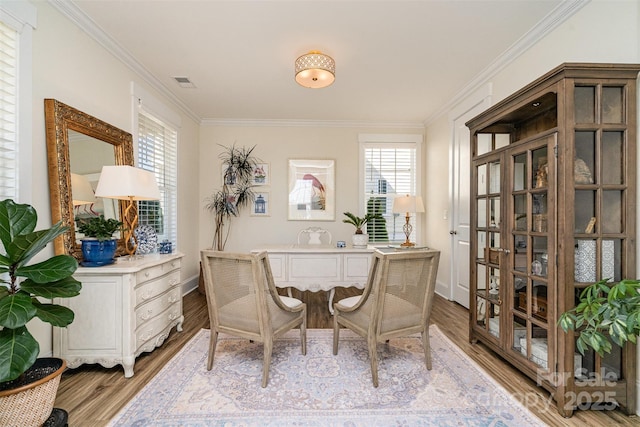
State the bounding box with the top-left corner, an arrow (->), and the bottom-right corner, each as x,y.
473,154 -> 503,341
508,134 -> 555,374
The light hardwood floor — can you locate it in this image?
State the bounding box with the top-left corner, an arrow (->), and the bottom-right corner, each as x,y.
54,289 -> 638,426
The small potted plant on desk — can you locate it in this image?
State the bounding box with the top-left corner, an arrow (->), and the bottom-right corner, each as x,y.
559,278 -> 640,356
76,215 -> 123,266
0,199 -> 82,426
343,212 -> 383,248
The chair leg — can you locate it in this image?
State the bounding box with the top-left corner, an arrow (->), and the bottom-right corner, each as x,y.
262,339 -> 273,388
332,313 -> 340,355
300,315 -> 307,356
368,335 -> 379,387
422,328 -> 432,370
207,329 -> 219,371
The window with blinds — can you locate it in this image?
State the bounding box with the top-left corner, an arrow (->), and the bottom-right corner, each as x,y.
0,21 -> 18,200
362,143 -> 418,243
137,110 -> 178,246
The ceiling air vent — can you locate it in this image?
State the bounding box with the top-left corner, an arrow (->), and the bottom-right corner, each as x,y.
173,76 -> 196,88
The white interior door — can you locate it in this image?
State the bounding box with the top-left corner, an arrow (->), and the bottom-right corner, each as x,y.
449,92 -> 491,308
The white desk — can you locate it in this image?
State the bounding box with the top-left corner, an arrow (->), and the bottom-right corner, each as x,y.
252,245 -> 374,313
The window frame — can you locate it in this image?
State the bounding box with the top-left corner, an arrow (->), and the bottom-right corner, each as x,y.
358,133 -> 423,244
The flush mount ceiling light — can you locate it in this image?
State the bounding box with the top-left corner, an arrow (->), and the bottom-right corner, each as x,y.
295,51 -> 335,89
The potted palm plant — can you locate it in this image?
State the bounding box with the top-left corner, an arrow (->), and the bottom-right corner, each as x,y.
558,278 -> 640,356
343,212 -> 383,248
0,199 -> 82,426
75,214 -> 123,265
205,144 -> 258,251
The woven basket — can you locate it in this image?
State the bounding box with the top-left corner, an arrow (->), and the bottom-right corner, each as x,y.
0,358 -> 66,427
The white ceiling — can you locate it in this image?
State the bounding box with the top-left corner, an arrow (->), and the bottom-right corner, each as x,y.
68,0 -> 567,125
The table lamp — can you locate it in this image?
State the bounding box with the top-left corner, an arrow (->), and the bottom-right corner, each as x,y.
71,173 -> 97,207
95,165 -> 160,257
392,194 -> 425,247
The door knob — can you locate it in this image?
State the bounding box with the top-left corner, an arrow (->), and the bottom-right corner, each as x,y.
449,230 -> 457,235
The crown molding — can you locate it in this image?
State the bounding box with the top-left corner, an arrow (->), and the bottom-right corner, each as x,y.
48,0 -> 200,124
200,118 -> 425,129
425,0 -> 589,126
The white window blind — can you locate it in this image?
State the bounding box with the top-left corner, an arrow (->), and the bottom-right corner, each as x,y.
362,142 -> 419,243
137,109 -> 178,246
0,21 -> 18,200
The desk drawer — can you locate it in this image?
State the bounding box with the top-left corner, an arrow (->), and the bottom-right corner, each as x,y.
135,303 -> 181,350
288,254 -> 341,281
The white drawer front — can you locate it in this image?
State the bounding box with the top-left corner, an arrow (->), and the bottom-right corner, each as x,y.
344,253 -> 371,281
136,258 -> 181,284
268,254 -> 286,281
135,287 -> 181,329
135,270 -> 180,305
135,303 -> 181,349
289,254 -> 341,281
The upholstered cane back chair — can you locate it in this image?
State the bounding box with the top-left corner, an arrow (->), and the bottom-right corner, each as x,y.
200,250 -> 307,387
332,248 -> 440,386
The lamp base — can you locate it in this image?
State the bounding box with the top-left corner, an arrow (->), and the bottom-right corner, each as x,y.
400,241 -> 416,247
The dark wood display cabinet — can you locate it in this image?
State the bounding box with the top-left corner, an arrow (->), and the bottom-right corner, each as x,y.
467,63 -> 639,416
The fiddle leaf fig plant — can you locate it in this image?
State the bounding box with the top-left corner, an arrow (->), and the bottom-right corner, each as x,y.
0,199 -> 81,383
558,278 -> 640,357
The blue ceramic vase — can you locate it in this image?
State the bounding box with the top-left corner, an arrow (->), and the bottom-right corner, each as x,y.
80,239 -> 117,266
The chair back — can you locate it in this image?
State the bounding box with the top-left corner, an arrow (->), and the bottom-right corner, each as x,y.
200,250 -> 292,339
297,227 -> 332,245
370,249 -> 440,338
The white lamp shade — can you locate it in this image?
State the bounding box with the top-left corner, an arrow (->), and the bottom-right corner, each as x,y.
71,173 -> 97,206
94,165 -> 161,200
392,195 -> 425,214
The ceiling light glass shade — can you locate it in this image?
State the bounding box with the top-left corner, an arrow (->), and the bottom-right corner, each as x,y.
295,51 -> 335,89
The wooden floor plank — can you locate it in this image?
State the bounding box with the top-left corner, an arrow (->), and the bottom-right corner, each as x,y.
54,289 -> 638,426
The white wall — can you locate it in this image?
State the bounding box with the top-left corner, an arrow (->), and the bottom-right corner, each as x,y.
425,0 -> 640,414
198,124 -> 424,253
30,2 -> 201,356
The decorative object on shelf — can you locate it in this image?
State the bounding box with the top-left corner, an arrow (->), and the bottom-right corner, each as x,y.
584,217 -> 596,233
206,144 -> 259,250
489,275 -> 499,295
559,278 -> 640,357
532,214 -> 547,232
159,240 -> 173,254
295,50 -> 335,89
392,195 -> 425,247
535,160 -> 548,188
75,214 -> 123,266
95,165 -> 161,257
0,199 -> 81,427
342,211 -> 383,248
288,159 -> 335,221
574,157 -> 593,184
134,225 -> 158,255
574,240 -> 596,282
252,163 -> 269,185
336,240 -> 346,248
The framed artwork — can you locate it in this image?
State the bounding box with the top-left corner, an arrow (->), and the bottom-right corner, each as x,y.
251,191 -> 270,216
288,159 -> 335,221
252,163 -> 270,186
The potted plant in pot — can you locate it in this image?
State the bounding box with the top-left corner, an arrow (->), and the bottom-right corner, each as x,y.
343,212 -> 383,248
0,199 -> 82,426
559,278 -> 640,356
75,214 -> 123,266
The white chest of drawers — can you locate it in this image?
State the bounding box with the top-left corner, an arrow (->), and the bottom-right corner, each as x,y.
53,253 -> 184,377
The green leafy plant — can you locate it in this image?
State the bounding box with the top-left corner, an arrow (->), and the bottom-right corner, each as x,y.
76,215 -> 123,241
342,212 -> 383,234
0,199 -> 81,383
206,144 -> 258,250
558,278 -> 640,357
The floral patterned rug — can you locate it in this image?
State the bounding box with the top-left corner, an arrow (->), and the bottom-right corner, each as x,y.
108,327 -> 545,426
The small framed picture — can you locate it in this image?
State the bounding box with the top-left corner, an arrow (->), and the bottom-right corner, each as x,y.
252,163 -> 270,186
251,192 -> 270,216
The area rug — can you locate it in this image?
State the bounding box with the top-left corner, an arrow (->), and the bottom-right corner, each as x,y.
108,327 -> 545,426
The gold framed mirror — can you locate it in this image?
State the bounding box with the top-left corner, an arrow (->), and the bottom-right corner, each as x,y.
44,99 -> 134,260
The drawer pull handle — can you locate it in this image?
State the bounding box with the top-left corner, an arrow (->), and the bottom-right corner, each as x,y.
169,278 -> 178,285
168,295 -> 178,303
139,309 -> 153,320
169,312 -> 178,320
141,291 -> 152,300
145,272 -> 150,277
